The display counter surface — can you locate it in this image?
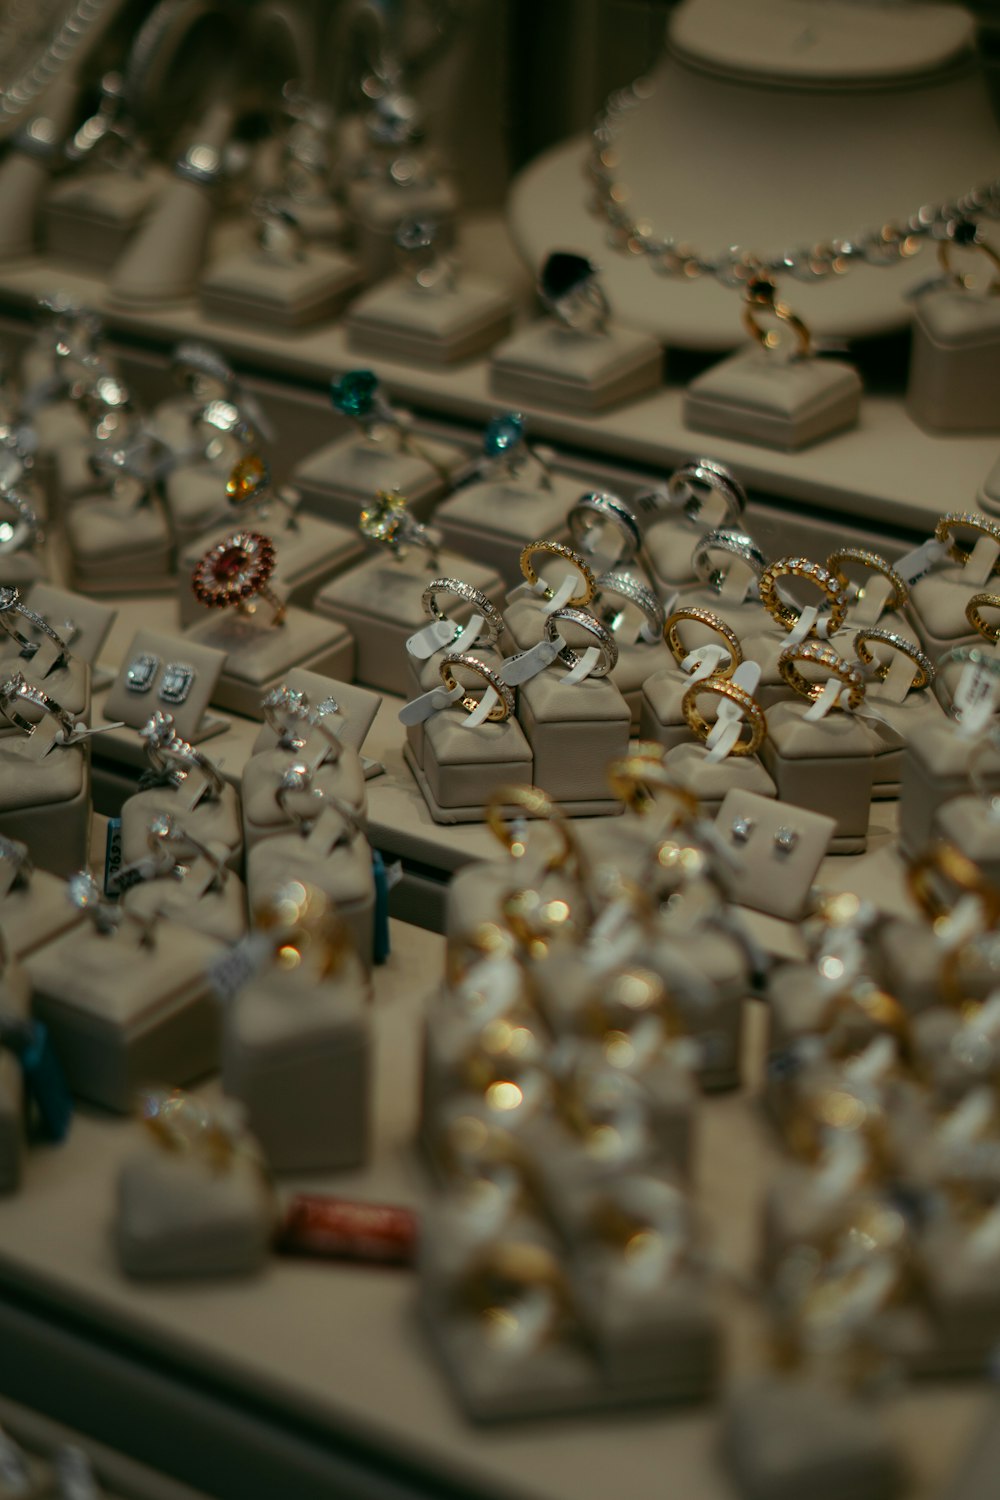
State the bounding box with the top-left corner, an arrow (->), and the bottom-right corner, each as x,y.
0,919 -> 989,1500
0,243 -> 995,538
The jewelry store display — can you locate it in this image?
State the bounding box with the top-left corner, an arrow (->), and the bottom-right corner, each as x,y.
2,4 -> 1000,1498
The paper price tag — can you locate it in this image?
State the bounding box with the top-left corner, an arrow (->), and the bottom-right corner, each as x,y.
953,659 -> 1000,737
206,932 -> 273,1004
719,557 -> 756,604
406,618 -> 460,659
785,603 -> 820,648
397,683 -> 462,726
499,640 -> 561,686
843,573 -> 892,628
540,572 -> 578,618
964,535 -> 1000,589
804,676 -> 847,722
682,642 -> 729,684
894,537 -> 948,586
461,687 -> 499,730
558,645 -> 601,687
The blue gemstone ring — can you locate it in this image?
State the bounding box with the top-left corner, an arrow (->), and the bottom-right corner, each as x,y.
538,250 -> 610,334
330,369 -> 396,438
480,411 -> 552,491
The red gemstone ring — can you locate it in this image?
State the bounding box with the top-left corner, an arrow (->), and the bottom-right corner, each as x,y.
191,531 -> 287,624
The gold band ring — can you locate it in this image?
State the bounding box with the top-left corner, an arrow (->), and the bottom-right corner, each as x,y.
826,547 -> 909,614
485,784 -> 577,873
778,640 -> 866,710
518,540 -> 596,607
934,512 -> 1000,569
681,677 -> 767,757
853,628 -> 934,692
606,750 -> 701,819
663,606 -> 742,676
439,652 -> 515,722
907,839 -> 1000,928
758,557 -> 849,635
966,592 -> 1000,644
741,275 -> 812,359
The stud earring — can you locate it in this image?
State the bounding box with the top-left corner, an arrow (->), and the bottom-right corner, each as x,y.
774,827 -> 799,854
731,815 -> 755,844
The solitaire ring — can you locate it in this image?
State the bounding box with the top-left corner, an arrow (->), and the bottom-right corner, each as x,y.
359,489 -> 439,567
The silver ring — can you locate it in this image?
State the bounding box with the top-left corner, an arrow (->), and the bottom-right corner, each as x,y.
0,586 -> 71,667
254,199 -> 306,266
666,459 -> 747,526
421,577 -> 504,649
140,711 -> 225,799
0,833 -> 32,888
395,217 -> 458,293
274,764 -> 362,839
0,488 -> 42,554
593,571 -> 665,641
262,684 -> 344,758
146,812 -> 228,889
538,251 -> 610,334
567,491 -> 642,566
691,528 -> 767,593
853,627 -> 935,693
66,869 -> 156,946
0,670 -> 77,739
544,607 -> 618,677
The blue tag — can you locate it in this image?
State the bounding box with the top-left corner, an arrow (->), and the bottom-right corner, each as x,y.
372,850 -> 391,966
103,817 -> 123,897
3,1020 -> 74,1142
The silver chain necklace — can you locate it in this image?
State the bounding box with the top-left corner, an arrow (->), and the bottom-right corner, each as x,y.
589,76 -> 1000,291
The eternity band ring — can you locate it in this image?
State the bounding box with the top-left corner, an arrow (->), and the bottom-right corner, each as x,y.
966,592 -> 1000,644
826,547 -> 909,614
742,275 -> 812,359
519,540 -> 596,607
691,528 -> 767,593
907,839 -> 1000,927
777,640 -> 866,710
544,606 -> 619,677
758,557 -> 849,635
593,571 -> 665,640
0,488 -> 43,554
853,628 -> 934,692
934,512 -> 1000,569
421,578 -> 504,649
680,676 -> 766,757
140,711 -> 225,799
439,652 -> 515,722
0,670 -> 77,738
0,585 -> 70,665
665,458 -> 747,526
663,606 -> 742,676
566,491 -> 643,565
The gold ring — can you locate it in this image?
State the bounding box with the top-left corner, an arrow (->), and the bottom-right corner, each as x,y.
907,840 -> 1000,928
663,606 -> 742,676
253,879 -> 354,978
758,557 -> 849,635
818,985 -> 913,1063
826,547 -> 909,614
439,652 -> 515,722
518,540 -> 596,606
458,1241 -> 570,1348
485,784 -> 578,873
680,677 -> 766,757
606,749 -> 701,819
853,628 -> 934,692
741,275 -> 812,359
934,512 -> 1000,569
778,640 -> 866,710
966,592 -> 1000,644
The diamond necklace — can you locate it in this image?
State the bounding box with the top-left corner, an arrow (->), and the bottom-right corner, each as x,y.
588,76 -> 1000,293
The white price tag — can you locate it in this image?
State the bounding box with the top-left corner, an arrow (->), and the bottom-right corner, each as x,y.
558,645 -> 601,687
406,618 -> 460,659
894,537 -> 948,586
206,932 -> 272,1004
682,642 -> 730,684
461,687 -> 500,730
804,676 -> 847,723
953,659 -> 1000,737
499,640 -> 561,686
397,682 -> 462,726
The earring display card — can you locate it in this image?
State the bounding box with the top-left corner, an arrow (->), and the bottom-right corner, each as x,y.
176,511 -> 366,628
250,670 -> 381,757
405,712 -> 532,824
200,246 -> 364,330
898,722 -> 1000,859
434,475 -> 577,588
184,607 -> 354,722
346,273 -> 514,366
516,668 -> 630,806
292,430 -> 468,528
0,737 -> 90,876
314,551 -> 504,697
25,920 -> 225,1114
760,702 -> 878,853
490,319 -> 663,414
907,288 -> 1000,433
222,964 -> 371,1173
104,629 -> 228,744
714,788 -> 835,922
684,346 -> 862,451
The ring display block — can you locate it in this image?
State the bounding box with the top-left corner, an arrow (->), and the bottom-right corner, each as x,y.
684,347 -> 862,451
490,319 -> 663,414
346,273 -> 513,366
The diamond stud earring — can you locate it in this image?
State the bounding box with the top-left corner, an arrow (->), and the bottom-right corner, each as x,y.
731,815 -> 755,844
774,827 -> 799,854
